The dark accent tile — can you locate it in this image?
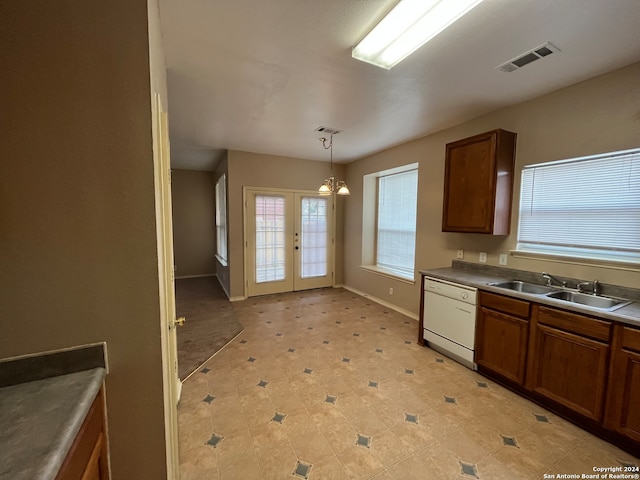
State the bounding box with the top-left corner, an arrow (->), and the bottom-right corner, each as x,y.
325,395 -> 337,404
361,316 -> 366,319
404,368 -> 414,375
404,340 -> 411,344
293,461 -> 312,479
534,414 -> 550,423
444,396 -> 457,404
276,332 -> 283,337
477,381 -> 488,388
356,433 -> 371,448
376,348 -> 383,353
304,368 -> 313,374
272,412 -> 286,424
404,321 -> 410,324
322,340 -> 330,344
353,333 -> 360,337
501,435 -> 519,447
384,311 -> 389,314
247,356 -> 256,363
460,461 -> 479,478
368,380 -> 379,388
296,316 -> 301,319
205,433 -> 224,448
380,326 -> 386,330
345,307 -> 350,310
322,311 -> 327,314
435,358 -> 445,363
202,394 -> 215,404
307,326 -> 314,330
342,357 -> 351,363
336,321 -> 342,324
239,339 -> 248,344
201,367 -> 211,374
257,380 -> 269,388
266,320 -> 272,324
288,347 -> 296,353
405,413 -> 418,424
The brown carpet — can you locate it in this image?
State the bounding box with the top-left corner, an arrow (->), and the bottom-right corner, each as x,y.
175,276 -> 243,380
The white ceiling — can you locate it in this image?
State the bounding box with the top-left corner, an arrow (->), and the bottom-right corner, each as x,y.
159,0 -> 640,171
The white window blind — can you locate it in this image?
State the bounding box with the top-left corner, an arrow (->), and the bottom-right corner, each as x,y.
376,169 -> 418,278
517,148 -> 640,263
215,174 -> 228,264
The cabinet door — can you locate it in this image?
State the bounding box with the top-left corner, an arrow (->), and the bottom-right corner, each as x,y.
441,129 -> 516,234
476,307 -> 529,384
527,322 -> 609,421
605,326 -> 640,442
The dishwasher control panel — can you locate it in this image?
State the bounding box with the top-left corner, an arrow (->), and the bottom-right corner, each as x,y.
424,277 -> 477,305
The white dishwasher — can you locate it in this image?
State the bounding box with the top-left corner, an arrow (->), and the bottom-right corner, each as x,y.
423,276 -> 478,370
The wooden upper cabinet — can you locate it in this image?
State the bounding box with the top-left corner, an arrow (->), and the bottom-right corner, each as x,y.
442,129 -> 517,234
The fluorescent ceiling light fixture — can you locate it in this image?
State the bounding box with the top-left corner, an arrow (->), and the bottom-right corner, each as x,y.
352,0 -> 484,69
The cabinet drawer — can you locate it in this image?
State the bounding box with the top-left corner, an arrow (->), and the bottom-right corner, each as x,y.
536,306 -> 611,342
479,291 -> 530,318
622,326 -> 640,353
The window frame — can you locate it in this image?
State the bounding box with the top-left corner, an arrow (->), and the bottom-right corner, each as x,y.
514,148 -> 640,268
215,173 -> 228,266
361,163 -> 419,282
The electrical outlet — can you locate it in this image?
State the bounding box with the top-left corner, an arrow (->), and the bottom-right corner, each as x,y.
456,249 -> 464,259
499,253 -> 508,265
479,252 -> 487,263
389,287 -> 394,295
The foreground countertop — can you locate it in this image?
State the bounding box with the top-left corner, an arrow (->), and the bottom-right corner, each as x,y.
0,367 -> 106,480
420,266 -> 640,328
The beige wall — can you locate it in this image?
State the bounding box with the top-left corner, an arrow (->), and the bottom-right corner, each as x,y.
344,62 -> 640,315
171,170 -> 216,277
0,1 -> 168,477
227,150 -> 346,299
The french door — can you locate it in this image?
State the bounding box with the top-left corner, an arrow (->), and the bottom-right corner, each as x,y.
245,188 -> 334,297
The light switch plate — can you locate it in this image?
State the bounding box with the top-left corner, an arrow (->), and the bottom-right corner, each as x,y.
499,253 -> 508,265
456,249 -> 464,259
479,252 -> 487,263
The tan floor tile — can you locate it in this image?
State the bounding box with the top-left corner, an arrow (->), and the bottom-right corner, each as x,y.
178,287 -> 640,479
336,444 -> 386,480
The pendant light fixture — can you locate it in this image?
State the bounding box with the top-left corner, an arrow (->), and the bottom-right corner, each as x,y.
318,132 -> 350,196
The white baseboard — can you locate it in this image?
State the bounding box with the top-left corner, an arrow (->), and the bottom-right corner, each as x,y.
341,285 -> 419,321
229,296 -> 245,302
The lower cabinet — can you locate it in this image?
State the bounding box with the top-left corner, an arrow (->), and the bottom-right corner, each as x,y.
526,305 -> 611,422
56,388 -> 109,480
474,290 -> 640,456
605,325 -> 640,442
476,291 -> 530,384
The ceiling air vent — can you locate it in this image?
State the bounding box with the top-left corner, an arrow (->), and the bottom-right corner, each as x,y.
315,126 -> 341,135
496,42 -> 560,73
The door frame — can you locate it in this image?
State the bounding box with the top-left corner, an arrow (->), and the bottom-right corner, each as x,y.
152,93 -> 181,479
243,186 -> 336,298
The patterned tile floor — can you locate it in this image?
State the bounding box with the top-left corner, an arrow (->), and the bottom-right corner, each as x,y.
178,288 -> 639,479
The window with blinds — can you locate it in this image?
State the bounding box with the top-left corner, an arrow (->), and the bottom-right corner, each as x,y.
215,174 -> 228,265
517,148 -> 640,263
376,169 -> 418,278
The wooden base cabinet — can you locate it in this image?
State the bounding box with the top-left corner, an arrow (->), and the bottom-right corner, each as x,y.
56,388 -> 109,480
605,325 -> 640,443
526,306 -> 611,422
476,292 -> 530,384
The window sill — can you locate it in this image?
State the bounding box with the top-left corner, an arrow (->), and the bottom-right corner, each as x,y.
215,254 -> 228,267
511,249 -> 640,272
360,265 -> 415,284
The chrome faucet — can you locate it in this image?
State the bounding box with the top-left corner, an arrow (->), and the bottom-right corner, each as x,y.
541,272 -> 566,288
577,280 -> 599,296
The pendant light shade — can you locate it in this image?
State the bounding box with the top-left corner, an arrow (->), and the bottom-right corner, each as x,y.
318,133 -> 350,196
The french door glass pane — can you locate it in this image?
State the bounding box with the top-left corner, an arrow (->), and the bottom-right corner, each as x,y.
255,195 -> 286,283
301,197 -> 327,278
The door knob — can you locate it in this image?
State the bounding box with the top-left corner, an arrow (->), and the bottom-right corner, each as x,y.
175,317 -> 186,326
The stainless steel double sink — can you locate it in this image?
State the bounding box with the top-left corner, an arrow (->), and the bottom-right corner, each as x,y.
488,280 -> 632,312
